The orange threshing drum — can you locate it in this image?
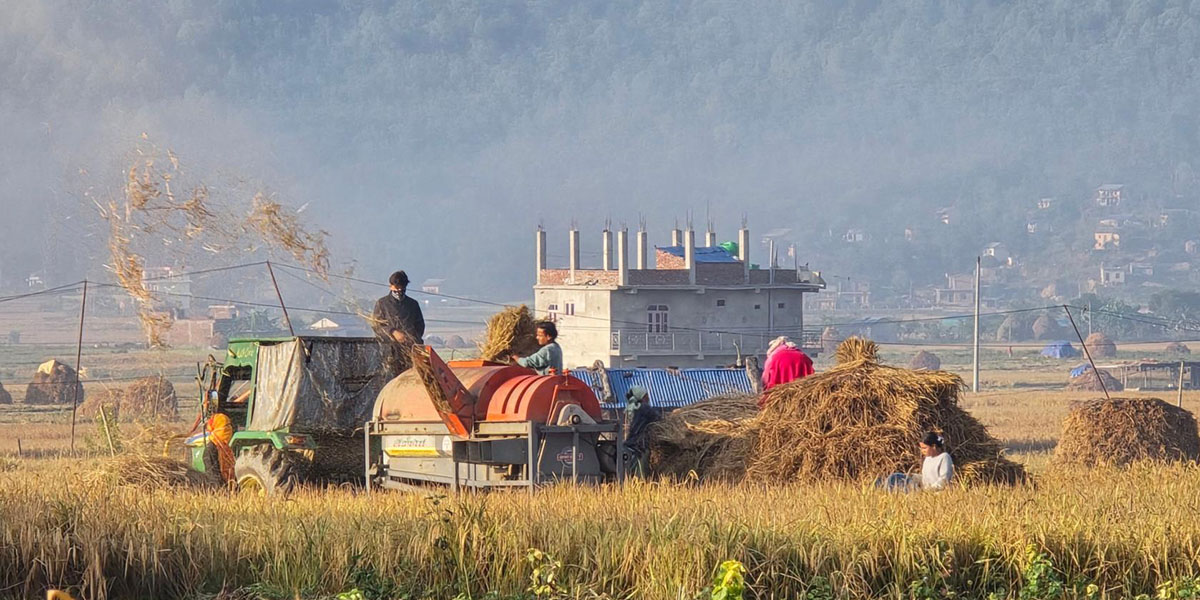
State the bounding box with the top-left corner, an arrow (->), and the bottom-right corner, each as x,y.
484,373 -> 602,423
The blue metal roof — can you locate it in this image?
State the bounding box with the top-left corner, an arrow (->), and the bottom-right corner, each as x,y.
657,245 -> 740,263
571,367 -> 755,410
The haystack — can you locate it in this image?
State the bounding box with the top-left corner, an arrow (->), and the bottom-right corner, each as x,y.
1032,314 -> 1064,340
24,360 -> 84,405
1055,398 -> 1199,466
84,453 -> 211,488
0,381 -> 11,405
908,351 -> 941,371
77,376 -> 177,421
1067,368 -> 1123,392
478,305 -> 539,362
996,314 -> 1032,342
1084,332 -> 1117,358
748,338 -> 1025,485
1166,342 -> 1191,356
648,394 -> 759,481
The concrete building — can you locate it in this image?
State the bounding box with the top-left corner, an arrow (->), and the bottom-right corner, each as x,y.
533,224 -> 826,369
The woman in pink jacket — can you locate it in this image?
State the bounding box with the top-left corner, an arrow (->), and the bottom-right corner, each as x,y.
760,336 -> 814,405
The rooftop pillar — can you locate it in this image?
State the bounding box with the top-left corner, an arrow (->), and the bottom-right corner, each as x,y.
738,226 -> 750,283
535,226 -> 546,285
568,228 -> 580,282
617,228 -> 629,286
684,228 -> 697,285
636,229 -> 648,270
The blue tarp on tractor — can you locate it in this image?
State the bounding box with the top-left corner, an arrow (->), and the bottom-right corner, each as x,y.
571,367 -> 755,411
1042,341 -> 1080,359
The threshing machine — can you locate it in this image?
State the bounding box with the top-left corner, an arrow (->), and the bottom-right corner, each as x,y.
366,348 -> 625,490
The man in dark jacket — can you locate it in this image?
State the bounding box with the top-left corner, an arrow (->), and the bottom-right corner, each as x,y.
624,386 -> 661,477
371,270 -> 425,377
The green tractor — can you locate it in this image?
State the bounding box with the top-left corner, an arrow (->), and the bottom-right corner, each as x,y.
188,336 -> 386,494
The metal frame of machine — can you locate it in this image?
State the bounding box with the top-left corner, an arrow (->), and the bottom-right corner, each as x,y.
365,348 -> 625,492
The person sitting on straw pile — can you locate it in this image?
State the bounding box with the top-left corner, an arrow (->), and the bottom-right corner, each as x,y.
878,432 -> 955,491
371,270 -> 426,378
624,386 -> 662,477
510,321 -> 563,375
760,336 -> 814,400
202,413 -> 236,483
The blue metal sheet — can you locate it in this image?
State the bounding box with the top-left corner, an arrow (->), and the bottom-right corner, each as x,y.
571,368 -> 755,410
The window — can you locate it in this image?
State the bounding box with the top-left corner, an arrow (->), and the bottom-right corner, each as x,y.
777,302 -> 785,309
754,304 -> 761,310
647,305 -> 669,333
565,302 -> 576,316
716,299 -> 726,307
547,303 -> 559,321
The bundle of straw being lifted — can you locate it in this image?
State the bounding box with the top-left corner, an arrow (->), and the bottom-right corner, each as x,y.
648,394 -> 760,482
478,305 -> 540,362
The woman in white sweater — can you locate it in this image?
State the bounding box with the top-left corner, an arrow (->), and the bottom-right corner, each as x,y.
919,432 -> 954,490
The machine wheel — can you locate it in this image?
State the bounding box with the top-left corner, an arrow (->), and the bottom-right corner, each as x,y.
234,445 -> 306,496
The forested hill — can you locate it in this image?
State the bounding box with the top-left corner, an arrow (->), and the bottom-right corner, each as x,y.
3,1 -> 1199,297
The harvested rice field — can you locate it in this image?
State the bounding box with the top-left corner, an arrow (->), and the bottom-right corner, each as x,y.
4,343 -> 1200,599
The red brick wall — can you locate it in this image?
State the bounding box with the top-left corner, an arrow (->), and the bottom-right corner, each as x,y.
656,250 -> 686,269
538,269 -> 620,285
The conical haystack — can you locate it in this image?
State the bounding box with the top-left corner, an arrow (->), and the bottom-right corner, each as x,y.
0,381 -> 11,405
1032,314 -> 1065,340
1165,342 -> 1191,356
908,351 -> 941,370
996,314 -> 1032,342
24,360 -> 84,405
821,327 -> 840,355
1067,368 -> 1123,392
749,338 -> 1025,485
1055,398 -> 1199,466
648,393 -> 759,481
1084,332 -> 1117,358
478,305 -> 539,362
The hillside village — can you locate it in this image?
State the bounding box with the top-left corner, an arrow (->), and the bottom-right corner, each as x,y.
813,183 -> 1200,313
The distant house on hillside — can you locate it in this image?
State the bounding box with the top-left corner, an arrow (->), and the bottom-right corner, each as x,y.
842,228 -> 868,243
1096,184 -> 1124,208
1094,225 -> 1121,250
934,273 -> 975,307
1186,240 -> 1199,255
1099,264 -> 1126,287
982,242 -> 1011,265
1037,197 -> 1056,210
935,206 -> 957,225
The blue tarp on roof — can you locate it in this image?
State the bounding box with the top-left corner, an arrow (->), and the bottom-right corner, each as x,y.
657,245 -> 740,263
571,368 -> 755,410
1070,363 -> 1092,378
1042,341 -> 1080,359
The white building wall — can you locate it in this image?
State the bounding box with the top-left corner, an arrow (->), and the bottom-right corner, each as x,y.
533,286 -> 613,370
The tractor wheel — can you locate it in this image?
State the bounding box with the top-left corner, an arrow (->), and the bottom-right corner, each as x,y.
234,445 -> 305,496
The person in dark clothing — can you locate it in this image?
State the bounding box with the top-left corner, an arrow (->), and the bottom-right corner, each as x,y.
371,270 -> 426,377
624,386 -> 661,477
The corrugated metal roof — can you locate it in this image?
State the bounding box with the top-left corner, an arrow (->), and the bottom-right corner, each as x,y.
571,367 -> 755,410
657,245 -> 741,263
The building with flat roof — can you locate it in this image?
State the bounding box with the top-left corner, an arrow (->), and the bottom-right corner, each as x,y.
533,223 -> 825,369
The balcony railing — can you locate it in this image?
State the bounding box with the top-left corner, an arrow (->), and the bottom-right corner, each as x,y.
611,329 -> 823,355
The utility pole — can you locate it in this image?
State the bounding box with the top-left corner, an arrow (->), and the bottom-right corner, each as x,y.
972,257 -> 981,393
70,279 -> 88,455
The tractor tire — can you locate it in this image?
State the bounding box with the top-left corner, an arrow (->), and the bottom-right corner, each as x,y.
234,445 -> 306,496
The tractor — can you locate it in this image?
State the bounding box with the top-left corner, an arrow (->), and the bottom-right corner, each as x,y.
187,336 -> 386,493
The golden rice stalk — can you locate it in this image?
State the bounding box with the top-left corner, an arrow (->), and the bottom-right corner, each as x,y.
835,336 -> 879,365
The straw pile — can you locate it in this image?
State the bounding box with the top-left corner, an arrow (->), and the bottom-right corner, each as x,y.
996,315 -> 1032,342
648,394 -> 759,481
908,351 -> 941,370
84,453 -> 211,488
0,381 -> 11,405
1032,314 -> 1063,340
24,360 -> 84,405
1067,368 -> 1123,392
749,338 -> 1025,485
1166,342 -> 1191,356
1055,398 -> 1200,466
478,305 -> 539,362
1085,332 -> 1117,358
79,377 -> 177,421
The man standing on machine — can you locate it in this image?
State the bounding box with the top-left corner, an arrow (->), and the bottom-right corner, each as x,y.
371,270 -> 425,377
